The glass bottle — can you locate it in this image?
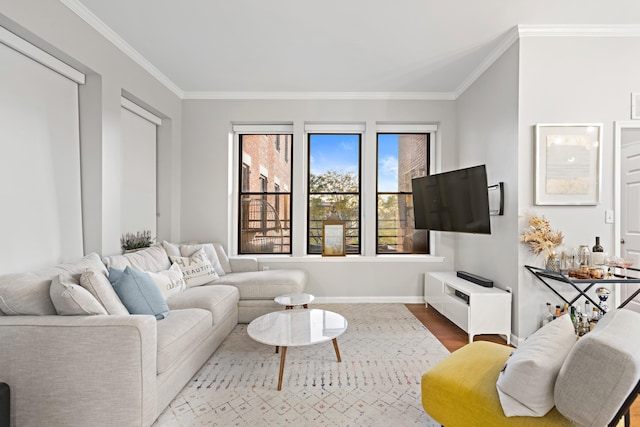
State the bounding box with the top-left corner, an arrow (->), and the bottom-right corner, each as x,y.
542,302 -> 554,326
578,245 -> 591,266
593,236 -> 604,252
584,300 -> 591,319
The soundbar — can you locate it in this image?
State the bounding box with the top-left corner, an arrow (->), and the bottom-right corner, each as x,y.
457,271 -> 493,288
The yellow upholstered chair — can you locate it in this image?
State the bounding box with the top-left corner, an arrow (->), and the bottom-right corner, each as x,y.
422,341 -> 571,426
422,308 -> 640,427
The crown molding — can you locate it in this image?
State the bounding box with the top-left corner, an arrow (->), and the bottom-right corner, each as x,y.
453,24 -> 640,99
54,8 -> 640,102
518,24 -> 640,38
453,26 -> 521,99
182,91 -> 456,101
60,0 -> 184,99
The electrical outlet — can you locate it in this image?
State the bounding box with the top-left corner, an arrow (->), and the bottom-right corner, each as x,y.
505,286 -> 512,293
605,210 -> 614,224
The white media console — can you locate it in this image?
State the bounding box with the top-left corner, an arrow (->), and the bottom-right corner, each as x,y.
424,272 -> 511,344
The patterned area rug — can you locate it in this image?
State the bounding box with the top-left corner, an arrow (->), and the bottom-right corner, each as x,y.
153,303 -> 449,426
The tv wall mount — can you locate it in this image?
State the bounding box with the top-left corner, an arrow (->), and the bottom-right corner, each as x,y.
488,182 -> 504,216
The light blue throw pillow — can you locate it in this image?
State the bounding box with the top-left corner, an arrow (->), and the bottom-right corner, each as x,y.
108,266 -> 170,320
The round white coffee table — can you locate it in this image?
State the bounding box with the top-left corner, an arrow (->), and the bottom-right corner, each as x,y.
274,293 -> 315,309
247,309 -> 348,391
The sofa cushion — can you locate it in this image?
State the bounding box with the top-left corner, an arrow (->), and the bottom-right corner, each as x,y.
180,243 -> 226,276
79,270 -> 129,315
156,308 -> 212,375
496,313 -> 577,417
212,243 -> 232,274
0,253 -> 106,315
50,274 -> 107,316
555,308 -> 640,427
108,267 -> 170,320
147,263 -> 186,300
167,285 -> 239,325
170,248 -> 218,288
102,245 -> 171,273
215,269 -> 306,300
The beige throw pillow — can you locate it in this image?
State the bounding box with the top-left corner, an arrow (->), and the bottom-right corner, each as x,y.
170,248 -> 218,288
50,274 -> 107,316
147,263 -> 186,300
79,270 -> 129,315
179,243 -> 226,276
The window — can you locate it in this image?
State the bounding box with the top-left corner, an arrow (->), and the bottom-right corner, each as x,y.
238,133 -> 292,254
307,133 -> 361,254
377,133 -> 430,254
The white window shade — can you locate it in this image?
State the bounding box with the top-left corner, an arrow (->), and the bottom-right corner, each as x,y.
0,41 -> 83,272
120,105 -> 158,238
233,124 -> 293,134
376,123 -> 438,133
305,123 -> 365,133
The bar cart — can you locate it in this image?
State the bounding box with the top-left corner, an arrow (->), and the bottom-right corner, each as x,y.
525,265 -> 640,312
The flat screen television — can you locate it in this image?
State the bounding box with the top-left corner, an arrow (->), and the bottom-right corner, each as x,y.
411,165 -> 491,234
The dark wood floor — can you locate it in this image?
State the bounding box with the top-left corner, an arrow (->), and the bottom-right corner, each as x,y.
405,303 -> 639,424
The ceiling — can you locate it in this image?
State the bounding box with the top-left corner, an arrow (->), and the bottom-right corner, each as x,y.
65,0 -> 640,98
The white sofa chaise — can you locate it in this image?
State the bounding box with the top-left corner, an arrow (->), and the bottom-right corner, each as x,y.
0,242 -> 307,427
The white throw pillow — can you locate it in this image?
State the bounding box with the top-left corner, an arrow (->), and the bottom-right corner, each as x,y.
50,274 -> 107,316
496,313 -> 577,417
179,243 -> 226,276
147,263 -> 186,300
79,270 -> 129,315
170,248 -> 218,288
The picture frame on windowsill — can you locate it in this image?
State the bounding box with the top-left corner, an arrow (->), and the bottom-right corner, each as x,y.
322,220 -> 346,256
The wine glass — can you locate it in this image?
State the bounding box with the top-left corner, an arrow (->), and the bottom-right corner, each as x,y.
605,256 -> 620,278
619,257 -> 635,278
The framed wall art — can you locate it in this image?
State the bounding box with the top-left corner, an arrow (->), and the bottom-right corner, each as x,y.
322,220 -> 346,256
534,123 -> 603,205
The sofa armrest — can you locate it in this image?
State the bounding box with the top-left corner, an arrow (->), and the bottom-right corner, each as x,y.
0,315 -> 158,427
229,256 -> 259,272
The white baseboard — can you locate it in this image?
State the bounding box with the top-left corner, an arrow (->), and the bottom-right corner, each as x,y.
312,296 -> 425,304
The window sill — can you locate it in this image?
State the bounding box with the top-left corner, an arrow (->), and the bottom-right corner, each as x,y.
250,254 -> 446,263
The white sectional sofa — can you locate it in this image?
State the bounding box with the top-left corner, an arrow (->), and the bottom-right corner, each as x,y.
0,242 -> 306,427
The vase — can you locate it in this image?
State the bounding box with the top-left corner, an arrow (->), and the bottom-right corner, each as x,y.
545,254 -> 561,272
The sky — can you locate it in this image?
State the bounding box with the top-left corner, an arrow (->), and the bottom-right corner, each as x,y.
309,133 -> 399,192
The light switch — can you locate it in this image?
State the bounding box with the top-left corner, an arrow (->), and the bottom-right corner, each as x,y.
605,210 -> 614,224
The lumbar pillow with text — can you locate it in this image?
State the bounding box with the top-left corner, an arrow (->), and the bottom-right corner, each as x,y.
179,243 -> 226,276
50,273 -> 107,316
496,313 -> 577,417
108,267 -> 170,320
147,263 -> 186,300
170,248 -> 218,288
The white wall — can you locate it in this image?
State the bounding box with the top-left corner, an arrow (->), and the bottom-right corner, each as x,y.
455,43 -> 521,335
181,99 -> 458,300
1,0 -> 182,259
516,36 -> 640,338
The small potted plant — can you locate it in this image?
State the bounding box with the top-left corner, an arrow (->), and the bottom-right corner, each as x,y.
120,230 -> 154,253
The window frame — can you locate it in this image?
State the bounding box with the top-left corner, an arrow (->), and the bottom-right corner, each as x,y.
306,132 -> 362,255
376,132 -> 431,255
235,125 -> 294,255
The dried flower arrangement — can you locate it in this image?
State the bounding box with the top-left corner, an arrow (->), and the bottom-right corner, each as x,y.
120,230 -> 154,252
520,215 -> 564,257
